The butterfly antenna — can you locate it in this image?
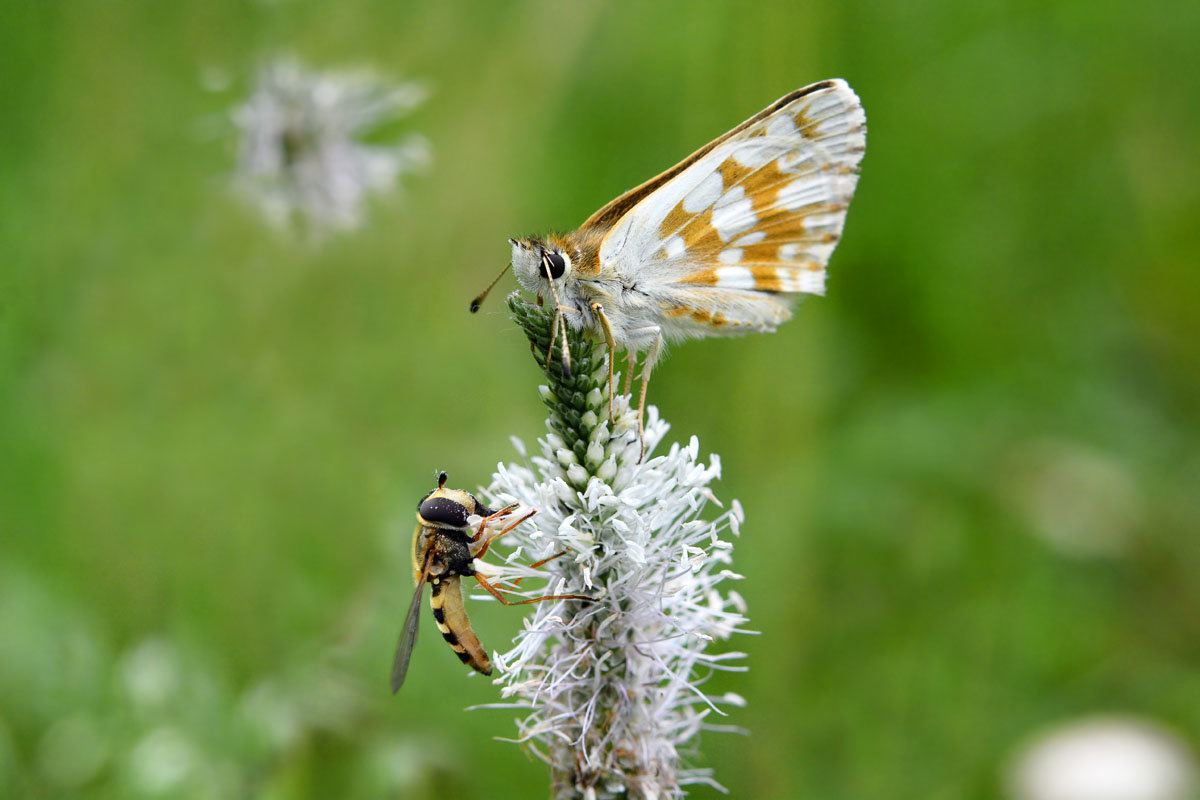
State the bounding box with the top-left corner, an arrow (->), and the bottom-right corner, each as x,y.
469,263 -> 512,313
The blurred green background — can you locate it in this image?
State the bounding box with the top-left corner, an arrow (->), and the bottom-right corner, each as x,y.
3,0 -> 1199,798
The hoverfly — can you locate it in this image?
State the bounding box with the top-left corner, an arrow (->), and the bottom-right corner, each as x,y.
390,472 -> 593,692
471,80 -> 865,442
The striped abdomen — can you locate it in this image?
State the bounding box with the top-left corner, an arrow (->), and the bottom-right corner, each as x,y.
429,575 -> 493,675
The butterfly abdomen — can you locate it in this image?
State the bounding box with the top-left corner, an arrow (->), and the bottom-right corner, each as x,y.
429,575 -> 493,675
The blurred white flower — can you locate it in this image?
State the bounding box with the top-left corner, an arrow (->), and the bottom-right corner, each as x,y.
231,57 -> 430,233
1009,715 -> 1198,800
238,665 -> 367,754
476,297 -> 749,799
1004,439 -> 1143,559
128,726 -> 196,794
369,737 -> 458,792
36,714 -> 110,789
119,637 -> 181,710
238,679 -> 304,751
199,64 -> 231,93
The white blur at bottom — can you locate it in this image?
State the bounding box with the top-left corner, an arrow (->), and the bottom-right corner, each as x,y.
1009,715 -> 1198,800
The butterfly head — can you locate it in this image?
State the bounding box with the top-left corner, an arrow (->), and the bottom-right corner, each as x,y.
509,237 -> 572,297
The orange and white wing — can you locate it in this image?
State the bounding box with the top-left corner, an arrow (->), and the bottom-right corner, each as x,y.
587,80 -> 865,336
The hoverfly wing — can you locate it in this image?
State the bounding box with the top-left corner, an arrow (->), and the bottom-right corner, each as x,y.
390,574 -> 427,693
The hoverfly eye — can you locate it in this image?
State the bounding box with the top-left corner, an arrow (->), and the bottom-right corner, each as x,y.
419,497 -> 469,528
542,251 -> 566,280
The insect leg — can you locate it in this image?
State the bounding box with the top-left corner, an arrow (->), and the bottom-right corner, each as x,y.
471,508 -> 537,560
541,258 -> 574,378
474,572 -> 595,605
633,327 -> 663,462
470,503 -> 519,544
544,303 -> 588,381
590,303 -> 617,422
623,349 -> 637,396
509,549 -> 569,587
545,305 -> 567,378
526,549 -> 568,570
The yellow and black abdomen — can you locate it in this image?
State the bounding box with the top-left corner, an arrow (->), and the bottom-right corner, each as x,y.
428,575 -> 493,675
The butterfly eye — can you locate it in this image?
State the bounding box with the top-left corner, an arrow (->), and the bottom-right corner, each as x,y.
541,251 -> 566,280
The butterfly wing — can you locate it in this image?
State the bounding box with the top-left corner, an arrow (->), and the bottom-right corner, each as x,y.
587,80 -> 865,337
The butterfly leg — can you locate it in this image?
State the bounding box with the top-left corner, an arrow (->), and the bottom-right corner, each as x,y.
540,253 -> 578,379
631,327 -> 663,462
544,306 -> 571,379
590,303 -> 617,423
474,572 -> 595,605
623,350 -> 637,397
544,304 -> 582,380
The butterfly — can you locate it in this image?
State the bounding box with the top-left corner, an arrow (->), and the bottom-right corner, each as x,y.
471,79 -> 866,438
